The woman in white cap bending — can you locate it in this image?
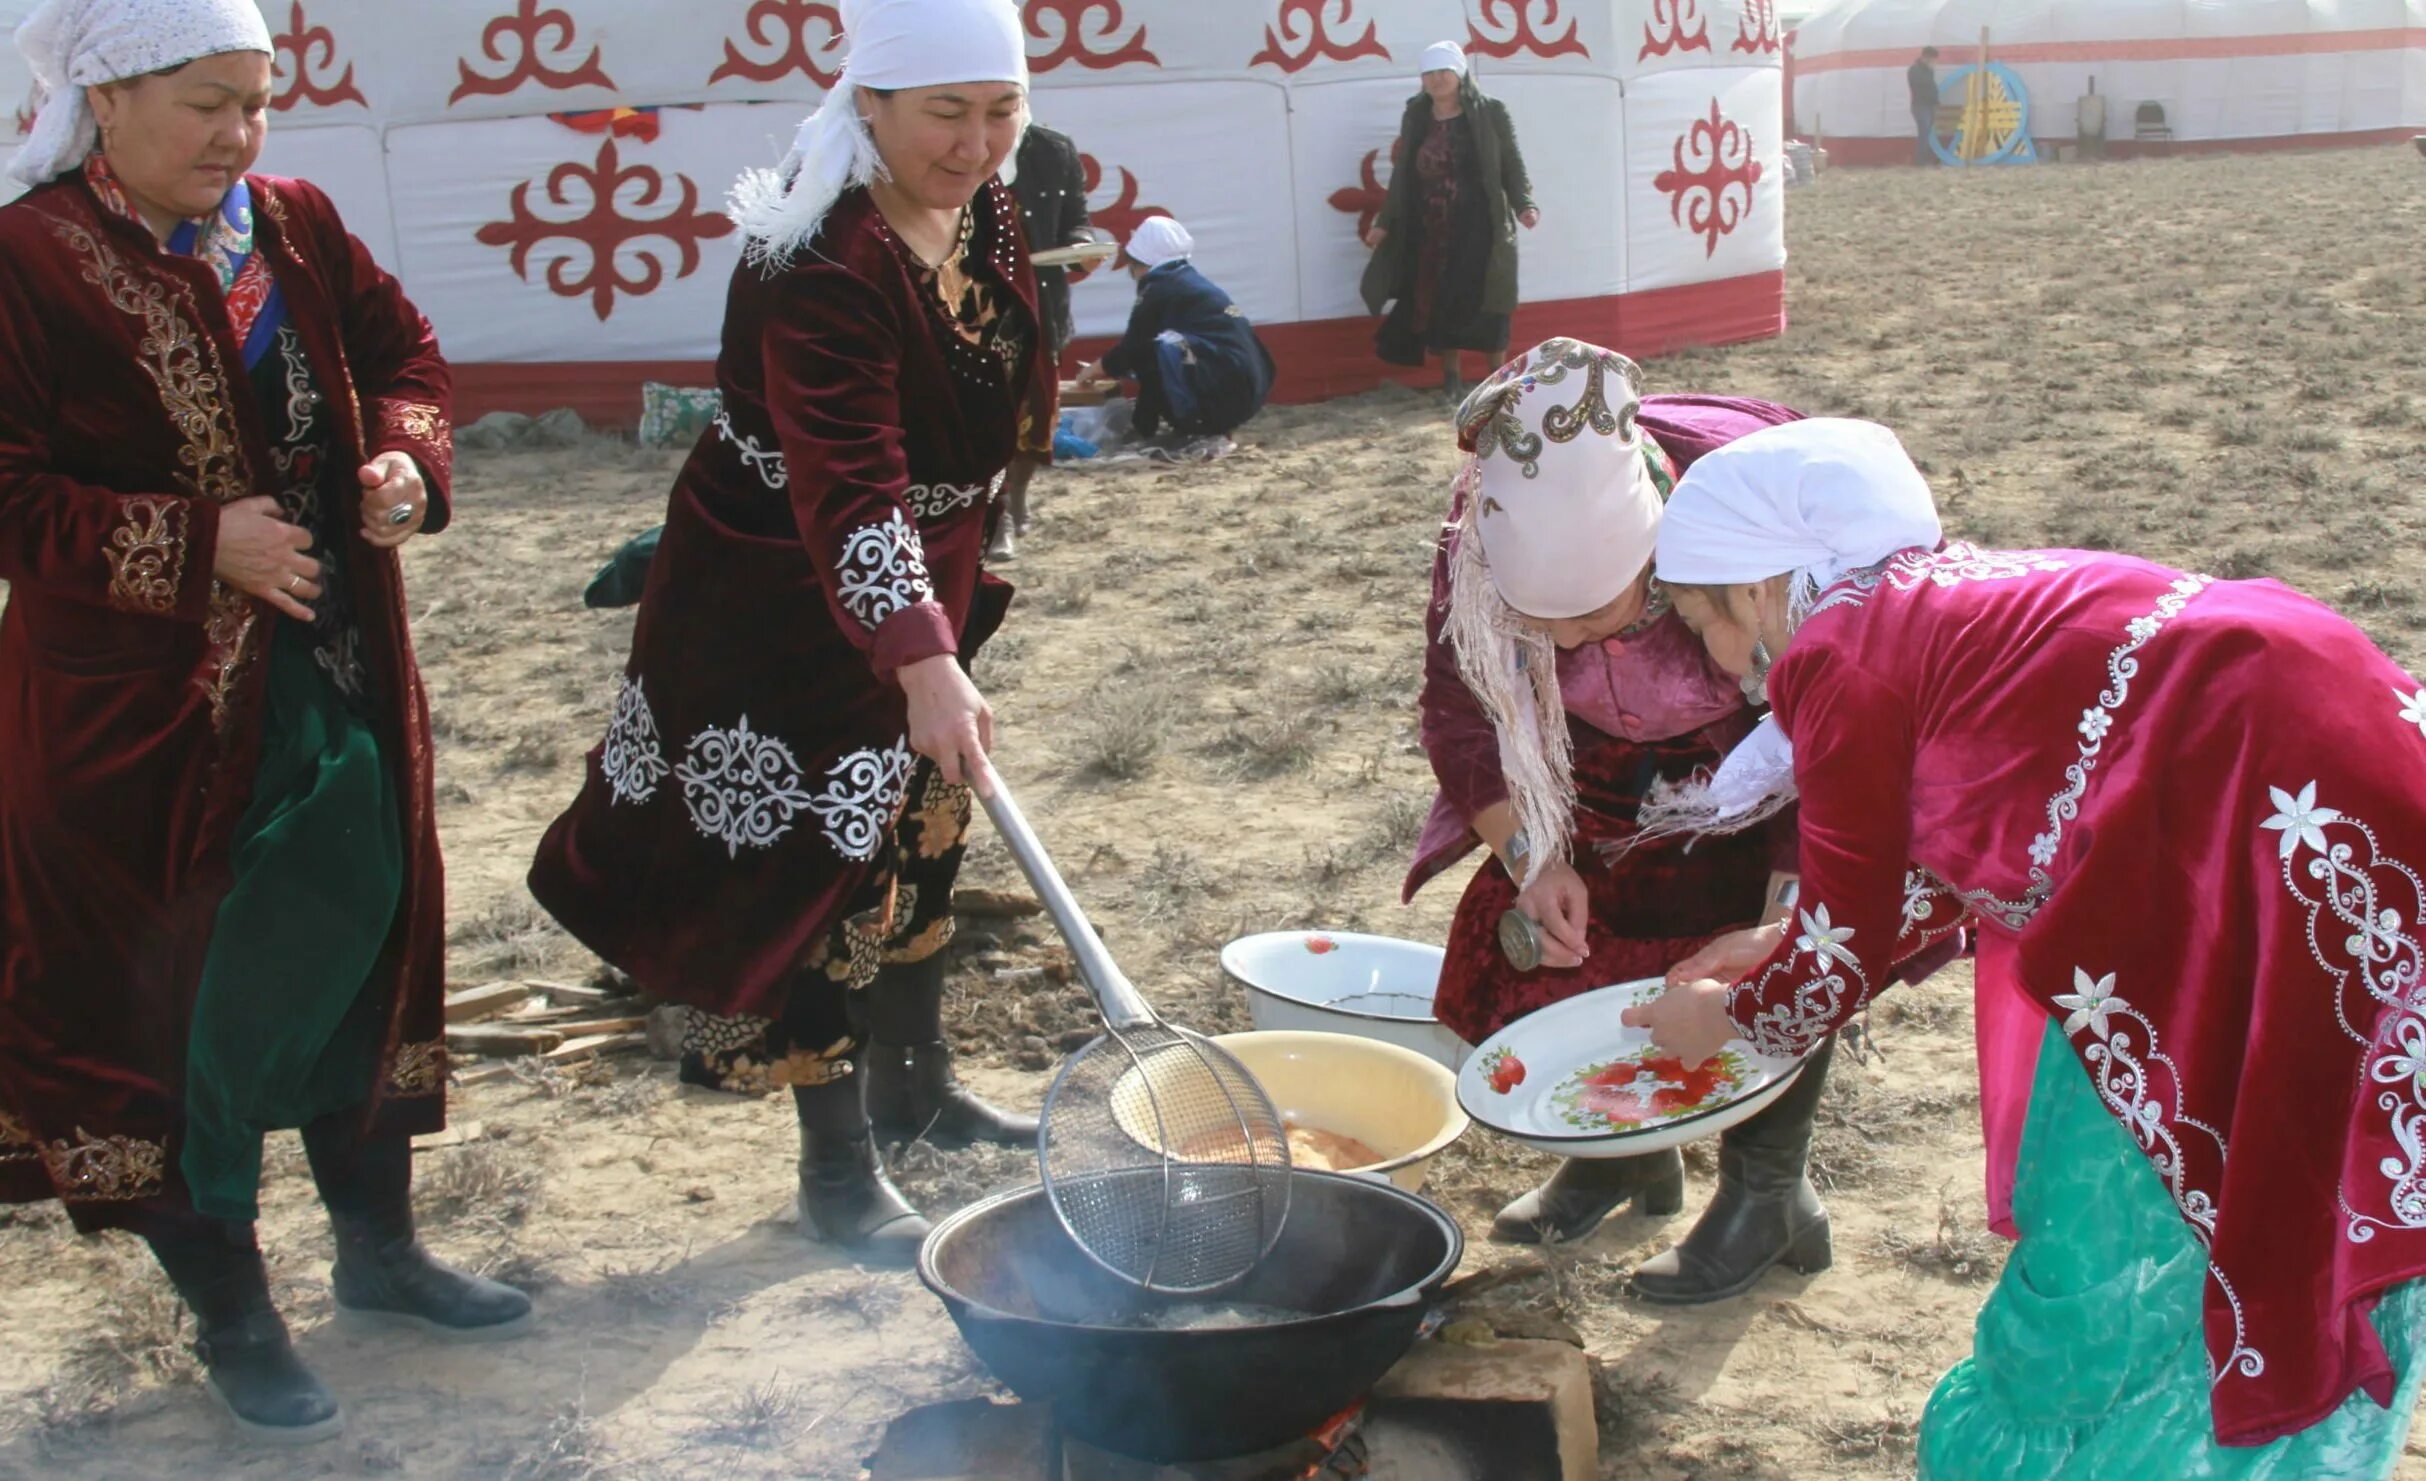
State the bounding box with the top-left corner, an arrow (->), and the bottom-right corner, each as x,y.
1628,417 -> 2426,1475
1074,215 -> 1275,444
0,0 -> 526,1442
1422,344 -> 1954,1297
532,0 -> 1056,1262
1359,41 -> 1540,403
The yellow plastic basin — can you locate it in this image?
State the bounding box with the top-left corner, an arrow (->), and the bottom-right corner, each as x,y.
1211,1030 -> 1470,1193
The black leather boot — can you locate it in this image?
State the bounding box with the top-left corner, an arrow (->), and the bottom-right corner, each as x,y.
864,956 -> 1039,1147
795,1075 -> 931,1262
1491,1150 -> 1686,1245
1628,1036 -> 1837,1305
303,1119 -> 533,1340
144,1217 -> 342,1444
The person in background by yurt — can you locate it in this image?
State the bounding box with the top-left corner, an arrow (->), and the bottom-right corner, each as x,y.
0,0 -> 531,1443
1359,41 -> 1540,404
1626,417 -> 2426,1476
1072,215 -> 1275,446
994,117 -> 1091,561
1909,46 -> 1941,166
1408,341 -> 1961,1300
529,0 -> 1055,1262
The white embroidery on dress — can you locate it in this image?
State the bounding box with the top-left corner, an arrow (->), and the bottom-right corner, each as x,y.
2395,686 -> 2426,741
836,510 -> 933,629
2261,782 -> 2426,1246
601,674 -> 669,806
906,470 -> 1004,523
676,716 -> 817,857
1727,905 -> 1869,1060
810,740 -> 916,860
2056,964 -> 2262,1384
1803,542 -> 2072,623
1960,574 -> 2214,929
1900,866 -> 1969,944
715,410 -> 787,492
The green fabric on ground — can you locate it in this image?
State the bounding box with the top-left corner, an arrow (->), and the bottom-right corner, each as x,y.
180,622 -> 402,1220
1919,1018 -> 2426,1480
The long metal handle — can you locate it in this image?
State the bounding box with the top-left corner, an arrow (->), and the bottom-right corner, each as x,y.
973,761 -> 1155,1029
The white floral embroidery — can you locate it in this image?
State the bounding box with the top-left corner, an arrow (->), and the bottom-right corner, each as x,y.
715,410 -> 787,492
1964,574 -> 2214,928
836,510 -> 933,629
906,470 -> 1005,523
1803,542 -> 2072,623
601,674 -> 668,806
810,740 -> 915,860
2261,781 -> 2342,861
2056,965 -> 2262,1383
2397,686 -> 2426,740
1900,866 -> 1970,944
1728,905 -> 1870,1059
676,716 -> 817,857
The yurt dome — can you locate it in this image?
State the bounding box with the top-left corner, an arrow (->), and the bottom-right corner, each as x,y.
1789,0 -> 2426,163
3,1 -> 1794,420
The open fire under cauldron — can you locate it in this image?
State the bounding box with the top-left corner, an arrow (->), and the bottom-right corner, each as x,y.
918,1170 -> 1464,1465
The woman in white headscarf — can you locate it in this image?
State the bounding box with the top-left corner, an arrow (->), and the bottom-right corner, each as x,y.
0,0 -> 523,1444
1071,214 -> 1275,444
1359,40 -> 1540,402
1627,418 -> 2426,1475
532,0 -> 1058,1263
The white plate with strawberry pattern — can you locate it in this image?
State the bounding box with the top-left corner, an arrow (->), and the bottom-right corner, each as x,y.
1455,978 -> 1813,1158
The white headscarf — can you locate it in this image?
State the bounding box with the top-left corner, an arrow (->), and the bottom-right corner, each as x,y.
1124,214 -> 1192,269
1420,41 -> 1468,77
11,0 -> 271,187
729,0 -> 1029,269
1442,339 -> 1662,883
1639,418 -> 1942,837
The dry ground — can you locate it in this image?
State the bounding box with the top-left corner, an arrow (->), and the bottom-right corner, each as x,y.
3,145 -> 2422,1480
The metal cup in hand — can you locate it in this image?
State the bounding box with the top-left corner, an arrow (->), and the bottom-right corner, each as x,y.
1498,909 -> 1544,971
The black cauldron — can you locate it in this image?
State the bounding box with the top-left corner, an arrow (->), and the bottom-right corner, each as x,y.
918,1170 -> 1464,1464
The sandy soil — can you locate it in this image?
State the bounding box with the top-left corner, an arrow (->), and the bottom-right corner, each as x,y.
4,145 -> 2424,1480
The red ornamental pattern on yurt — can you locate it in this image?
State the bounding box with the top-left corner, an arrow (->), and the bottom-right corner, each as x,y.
1655,99 -> 1762,257
475,140 -> 735,321
1638,0 -> 1711,61
1079,154 -> 1170,248
710,0 -> 846,89
452,0 -> 618,105
269,2 -> 367,112
1731,0 -> 1780,56
1250,0 -> 1391,73
11,106 -> 31,139
1327,140 -> 1399,241
1024,0 -> 1160,72
1465,0 -> 1590,61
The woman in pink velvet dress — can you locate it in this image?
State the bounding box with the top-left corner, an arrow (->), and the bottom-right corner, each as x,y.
1632,416 -> 2426,1475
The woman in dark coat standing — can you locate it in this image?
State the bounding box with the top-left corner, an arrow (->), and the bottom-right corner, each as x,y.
1360,41 -> 1540,402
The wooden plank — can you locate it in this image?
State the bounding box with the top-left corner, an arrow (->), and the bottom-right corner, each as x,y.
446,1024 -> 566,1057
541,1016 -> 647,1039
952,887 -> 1044,919
526,979 -> 615,1004
542,1031 -> 647,1063
444,982 -> 535,1023
411,1121 -> 486,1151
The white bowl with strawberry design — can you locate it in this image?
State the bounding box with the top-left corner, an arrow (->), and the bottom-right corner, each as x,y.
1456,978 -> 1812,1158
1223,930 -> 1471,1070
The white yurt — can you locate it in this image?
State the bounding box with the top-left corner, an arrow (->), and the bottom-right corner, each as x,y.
4,1 -> 1791,421
1788,0 -> 2426,164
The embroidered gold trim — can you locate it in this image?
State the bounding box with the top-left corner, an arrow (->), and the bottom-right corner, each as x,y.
105,495 -> 190,615
40,1126 -> 167,1202
882,912 -> 955,967
0,1106 -> 37,1163
49,213 -> 259,734
389,1040 -> 445,1096
373,399 -> 453,461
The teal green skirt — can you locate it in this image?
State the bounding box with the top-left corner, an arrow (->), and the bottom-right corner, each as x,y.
1920,1019 -> 2426,1479
179,623 -> 402,1220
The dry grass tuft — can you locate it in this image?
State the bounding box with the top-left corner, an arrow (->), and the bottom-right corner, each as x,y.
452,895 -> 574,977
1217,705 -> 1322,779
1072,683 -> 1174,781
419,1140 -> 542,1228
1873,1194 -> 2005,1285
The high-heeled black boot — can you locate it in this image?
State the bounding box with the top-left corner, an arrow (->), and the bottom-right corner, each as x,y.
1628,1036 -> 1837,1304
302,1118 -> 532,1340
143,1215 -> 342,1443
1490,1150 -> 1686,1245
863,956 -> 1038,1147
795,1072 -> 931,1262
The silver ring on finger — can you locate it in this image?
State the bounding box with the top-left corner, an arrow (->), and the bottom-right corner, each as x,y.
287,573 -> 302,593
386,502 -> 417,527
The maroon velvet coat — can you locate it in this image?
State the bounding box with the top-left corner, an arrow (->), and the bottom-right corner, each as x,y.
0,173 -> 456,1230
1724,545 -> 2426,1444
529,183 -> 1053,1019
